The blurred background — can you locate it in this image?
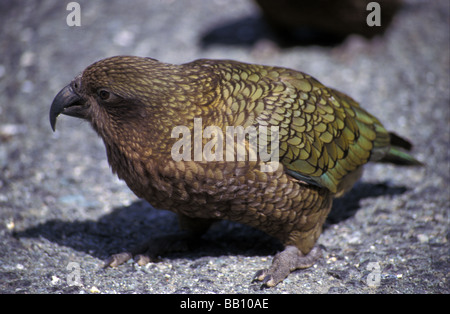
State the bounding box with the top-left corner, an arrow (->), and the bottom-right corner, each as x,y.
0,0 -> 448,293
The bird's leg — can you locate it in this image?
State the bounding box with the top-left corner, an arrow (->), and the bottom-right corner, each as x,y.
253,245 -> 322,287
104,215 -> 214,268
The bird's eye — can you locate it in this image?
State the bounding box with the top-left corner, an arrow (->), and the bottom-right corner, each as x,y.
98,89 -> 110,100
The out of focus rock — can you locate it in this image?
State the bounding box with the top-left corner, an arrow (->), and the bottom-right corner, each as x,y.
255,0 -> 402,40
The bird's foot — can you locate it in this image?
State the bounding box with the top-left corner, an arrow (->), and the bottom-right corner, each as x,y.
253,245 -> 322,288
103,233 -> 198,268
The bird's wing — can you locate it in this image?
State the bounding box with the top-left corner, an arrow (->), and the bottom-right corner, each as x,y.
255,72 -> 390,194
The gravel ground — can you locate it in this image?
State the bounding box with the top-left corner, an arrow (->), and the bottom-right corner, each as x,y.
0,0 -> 448,294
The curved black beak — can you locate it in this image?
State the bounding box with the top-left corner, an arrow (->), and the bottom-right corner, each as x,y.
49,84 -> 86,131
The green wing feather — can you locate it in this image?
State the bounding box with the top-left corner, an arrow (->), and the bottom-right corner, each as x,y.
253,69 -> 420,194
209,60 -> 421,195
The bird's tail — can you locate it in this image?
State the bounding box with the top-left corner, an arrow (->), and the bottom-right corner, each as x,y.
378,132 -> 423,166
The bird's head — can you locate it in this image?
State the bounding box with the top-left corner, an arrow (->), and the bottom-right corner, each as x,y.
50,56 -> 219,150
50,56 -> 172,135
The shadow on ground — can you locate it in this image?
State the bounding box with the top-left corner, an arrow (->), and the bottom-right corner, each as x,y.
200,15 -> 347,48
15,181 -> 407,262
